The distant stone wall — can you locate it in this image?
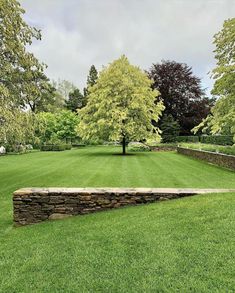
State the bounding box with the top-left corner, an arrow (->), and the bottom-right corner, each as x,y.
150,146 -> 176,152
13,188 -> 235,226
177,147 -> 235,170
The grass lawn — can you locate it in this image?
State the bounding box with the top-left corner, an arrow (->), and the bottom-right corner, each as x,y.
0,146 -> 235,292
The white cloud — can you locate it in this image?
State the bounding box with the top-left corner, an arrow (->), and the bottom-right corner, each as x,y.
21,0 -> 235,95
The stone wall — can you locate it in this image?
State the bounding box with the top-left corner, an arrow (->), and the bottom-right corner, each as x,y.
13,187 -> 235,226
177,147 -> 235,170
150,146 -> 176,152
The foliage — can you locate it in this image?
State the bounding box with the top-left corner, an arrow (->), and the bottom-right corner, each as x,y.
145,136 -> 162,146
83,65 -> 98,105
40,144 -> 72,151
65,88 -> 84,111
53,79 -> 76,100
36,110 -> 79,144
193,18 -> 235,141
179,143 -> 235,156
128,142 -> 151,152
161,135 -> 199,143
77,56 -> 164,154
147,60 -> 214,135
0,0 -> 52,111
0,107 -> 36,149
160,114 -> 180,142
200,135 -> 233,145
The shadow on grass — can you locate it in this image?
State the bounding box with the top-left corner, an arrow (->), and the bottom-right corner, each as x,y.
84,151 -> 146,157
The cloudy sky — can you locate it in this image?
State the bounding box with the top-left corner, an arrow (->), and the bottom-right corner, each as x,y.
21,0 -> 235,95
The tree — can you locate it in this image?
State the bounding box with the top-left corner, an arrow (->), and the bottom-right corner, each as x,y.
65,89 -> 84,112
0,0 -> 51,110
54,79 -> 76,100
83,65 -> 98,106
22,72 -> 58,113
160,114 -> 180,142
36,110 -> 79,144
147,60 -> 214,135
0,107 -> 36,150
193,18 -> 235,141
77,56 -> 164,154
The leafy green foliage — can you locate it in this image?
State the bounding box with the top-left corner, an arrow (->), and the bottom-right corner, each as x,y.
200,135 -> 233,145
53,79 -> 76,100
0,0 -> 53,110
193,18 -> 235,141
36,110 -> 79,144
160,114 -> 180,142
77,56 -> 164,153
65,89 -> 84,111
40,144 -> 72,151
0,107 -> 36,148
128,142 -> 151,152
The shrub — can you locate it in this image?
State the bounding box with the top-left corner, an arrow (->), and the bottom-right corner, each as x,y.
40,144 -> 71,152
26,144 -> 33,150
128,142 -> 151,152
163,135 -> 199,143
200,135 -> 233,145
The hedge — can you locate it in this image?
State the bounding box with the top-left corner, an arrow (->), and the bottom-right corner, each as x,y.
200,135 -> 233,146
40,144 -> 72,151
162,136 -> 199,143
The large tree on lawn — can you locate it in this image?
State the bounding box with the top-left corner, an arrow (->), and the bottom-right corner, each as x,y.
147,60 -> 214,135
77,56 -> 164,154
193,18 -> 235,141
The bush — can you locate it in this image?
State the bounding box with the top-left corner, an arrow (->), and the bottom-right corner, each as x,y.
40,144 -> 71,151
26,144 -> 33,150
128,142 -> 151,152
200,135 -> 233,146
162,135 -> 199,143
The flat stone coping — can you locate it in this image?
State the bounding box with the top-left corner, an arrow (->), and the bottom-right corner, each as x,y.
14,187 -> 235,196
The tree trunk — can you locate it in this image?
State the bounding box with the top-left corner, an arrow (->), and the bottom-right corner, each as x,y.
122,136 -> 126,155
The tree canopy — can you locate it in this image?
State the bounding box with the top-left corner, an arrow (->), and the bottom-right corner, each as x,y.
77,56 -> 164,154
193,18 -> 235,141
65,89 -> 84,112
147,60 -> 214,135
0,0 -> 52,110
83,65 -> 98,106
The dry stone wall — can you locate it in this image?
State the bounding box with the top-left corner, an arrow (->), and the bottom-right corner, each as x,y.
177,147 -> 235,170
13,187 -> 235,226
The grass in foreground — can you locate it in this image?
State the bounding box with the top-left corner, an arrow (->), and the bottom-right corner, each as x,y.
0,146 -> 235,292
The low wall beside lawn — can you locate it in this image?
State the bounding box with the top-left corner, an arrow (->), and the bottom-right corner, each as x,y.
177,147 -> 235,170
13,187 -> 235,226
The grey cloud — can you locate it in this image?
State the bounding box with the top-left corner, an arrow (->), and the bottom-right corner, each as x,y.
21,0 -> 235,95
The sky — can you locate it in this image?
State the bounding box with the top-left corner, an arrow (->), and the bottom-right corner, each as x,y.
20,0 -> 235,96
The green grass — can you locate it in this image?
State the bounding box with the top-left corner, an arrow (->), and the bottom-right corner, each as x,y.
0,146 -> 235,292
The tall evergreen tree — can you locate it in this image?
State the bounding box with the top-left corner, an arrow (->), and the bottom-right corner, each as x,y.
83,65 -> 98,105
65,89 -> 84,112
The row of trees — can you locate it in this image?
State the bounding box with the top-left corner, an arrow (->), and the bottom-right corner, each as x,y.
0,0 -> 234,153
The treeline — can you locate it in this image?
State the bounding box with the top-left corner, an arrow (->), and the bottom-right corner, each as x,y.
0,0 -> 234,153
